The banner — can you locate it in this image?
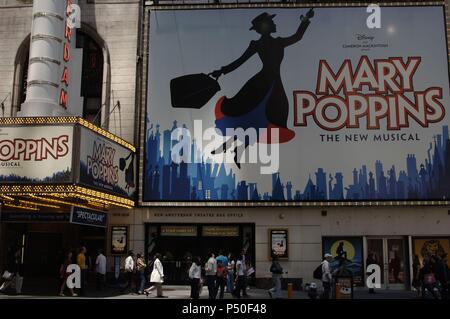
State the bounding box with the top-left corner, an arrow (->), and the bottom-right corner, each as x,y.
144,6 -> 450,202
79,127 -> 136,198
0,125 -> 73,183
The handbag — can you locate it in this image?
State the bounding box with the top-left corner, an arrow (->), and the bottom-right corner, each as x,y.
2,270 -> 13,280
170,73 -> 221,109
424,273 -> 436,285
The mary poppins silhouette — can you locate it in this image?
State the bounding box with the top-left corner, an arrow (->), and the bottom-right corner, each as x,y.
211,9 -> 314,167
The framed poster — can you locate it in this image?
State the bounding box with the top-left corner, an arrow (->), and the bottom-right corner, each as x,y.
322,237 -> 364,286
111,226 -> 128,255
269,229 -> 288,259
334,276 -> 354,299
412,237 -> 450,267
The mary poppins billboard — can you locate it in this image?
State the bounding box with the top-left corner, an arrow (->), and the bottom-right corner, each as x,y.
143,5 -> 450,202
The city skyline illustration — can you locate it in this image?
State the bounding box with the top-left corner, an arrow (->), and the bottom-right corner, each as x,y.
143,118 -> 450,201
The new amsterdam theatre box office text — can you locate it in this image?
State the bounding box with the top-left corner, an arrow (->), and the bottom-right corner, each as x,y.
1,0 -> 450,290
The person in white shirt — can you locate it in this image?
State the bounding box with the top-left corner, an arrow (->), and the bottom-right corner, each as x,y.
188,256 -> 202,299
321,253 -> 333,299
145,253 -> 165,297
95,250 -> 107,291
233,255 -> 246,298
120,251 -> 135,294
205,252 -> 217,299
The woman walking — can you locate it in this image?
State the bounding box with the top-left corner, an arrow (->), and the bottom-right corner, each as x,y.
145,253 -> 165,297
59,251 -> 77,297
189,257 -> 202,299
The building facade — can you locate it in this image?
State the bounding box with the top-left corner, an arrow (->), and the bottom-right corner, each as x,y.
1,0 -> 450,292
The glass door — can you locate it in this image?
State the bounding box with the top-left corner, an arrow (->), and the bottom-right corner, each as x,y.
366,237 -> 407,289
366,238 -> 385,286
386,238 -> 406,289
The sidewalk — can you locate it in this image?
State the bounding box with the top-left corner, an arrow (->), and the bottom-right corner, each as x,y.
0,283 -> 419,299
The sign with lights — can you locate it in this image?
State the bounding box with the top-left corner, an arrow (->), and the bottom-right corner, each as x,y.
0,125 -> 73,183
79,127 -> 136,199
0,118 -> 136,210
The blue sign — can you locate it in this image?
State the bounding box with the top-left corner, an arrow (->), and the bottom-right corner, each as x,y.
70,207 -> 107,228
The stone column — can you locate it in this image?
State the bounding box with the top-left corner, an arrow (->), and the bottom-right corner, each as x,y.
19,0 -> 69,116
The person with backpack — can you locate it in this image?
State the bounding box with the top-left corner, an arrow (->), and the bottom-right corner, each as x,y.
320,253 -> 333,299
268,253 -> 283,299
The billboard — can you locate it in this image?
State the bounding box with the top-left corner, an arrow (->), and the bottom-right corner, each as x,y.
79,127 -> 136,198
323,237 -> 364,285
0,125 -> 73,183
144,6 -> 450,202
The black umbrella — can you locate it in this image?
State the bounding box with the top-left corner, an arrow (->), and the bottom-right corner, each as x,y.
170,73 -> 221,109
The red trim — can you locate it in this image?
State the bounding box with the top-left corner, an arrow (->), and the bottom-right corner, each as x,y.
215,96 -> 225,120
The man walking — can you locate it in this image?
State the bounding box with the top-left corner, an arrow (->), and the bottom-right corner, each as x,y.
121,251 -> 135,294
77,246 -> 88,296
268,254 -> 283,299
321,253 -> 333,299
240,249 -> 249,297
95,249 -> 107,291
205,252 -> 217,299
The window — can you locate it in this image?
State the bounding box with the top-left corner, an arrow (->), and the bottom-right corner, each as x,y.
14,30 -> 104,125
76,31 -> 104,126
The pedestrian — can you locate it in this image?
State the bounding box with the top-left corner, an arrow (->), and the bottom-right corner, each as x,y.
189,256 -> 202,299
145,253 -> 165,297
366,251 -> 377,294
0,245 -> 23,295
268,254 -> 283,299
205,252 -> 217,299
76,246 -> 88,296
320,253 -> 333,299
233,255 -> 245,299
95,249 -> 107,292
121,250 -> 135,294
420,255 -> 439,299
226,254 -> 235,293
240,249 -> 249,297
215,260 -> 227,299
136,253 -> 147,294
435,253 -> 449,299
59,251 -> 77,297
